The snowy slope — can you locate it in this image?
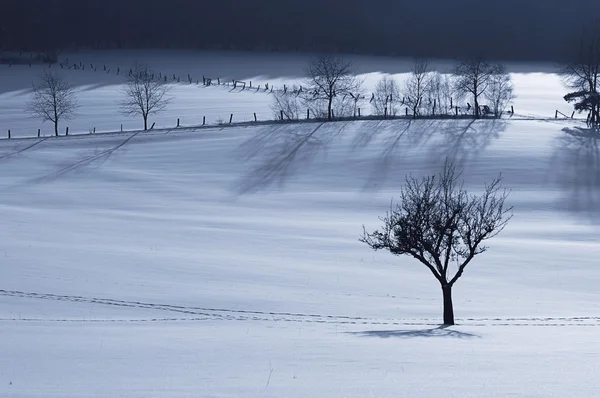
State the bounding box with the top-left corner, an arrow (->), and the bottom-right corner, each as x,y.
1,114 -> 600,397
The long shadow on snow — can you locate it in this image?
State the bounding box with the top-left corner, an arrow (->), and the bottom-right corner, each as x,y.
233,122 -> 348,194
358,119 -> 506,191
549,125 -> 600,222
234,119 -> 506,194
349,325 -> 479,339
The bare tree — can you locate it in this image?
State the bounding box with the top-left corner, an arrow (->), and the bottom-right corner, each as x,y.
271,87 -> 302,121
361,161 -> 512,325
484,65 -> 515,119
372,75 -> 401,117
403,60 -> 433,117
561,23 -> 600,125
426,72 -> 454,116
304,54 -> 361,121
26,70 -> 78,136
121,62 -> 171,130
453,59 -> 503,118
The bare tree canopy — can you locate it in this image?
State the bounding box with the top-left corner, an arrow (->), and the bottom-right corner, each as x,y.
426,72 -> 454,116
26,70 -> 78,136
453,59 -> 505,118
121,62 -> 171,130
561,23 -> 600,125
361,162 -> 512,325
403,60 -> 433,117
304,55 -> 361,121
485,65 -> 515,119
271,86 -> 302,121
372,76 -> 401,117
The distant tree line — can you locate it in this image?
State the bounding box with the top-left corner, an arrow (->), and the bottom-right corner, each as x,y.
274,55 -> 515,121
1,0 -> 599,62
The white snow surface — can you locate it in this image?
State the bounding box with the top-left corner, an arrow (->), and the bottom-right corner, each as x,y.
1,51 -> 600,397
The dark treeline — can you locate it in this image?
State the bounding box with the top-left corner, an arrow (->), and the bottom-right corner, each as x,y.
0,0 -> 597,62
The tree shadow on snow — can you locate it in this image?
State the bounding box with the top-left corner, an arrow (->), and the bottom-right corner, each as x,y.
427,119 -> 506,169
350,325 -> 479,339
232,121 -> 348,194
549,126 -> 600,222
356,119 -> 505,191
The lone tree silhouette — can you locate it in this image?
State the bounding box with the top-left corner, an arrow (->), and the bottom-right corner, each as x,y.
121,62 -> 171,130
304,54 -> 360,121
403,59 -> 433,117
26,70 -> 78,136
360,162 -> 512,325
453,58 -> 506,118
485,64 -> 515,119
561,23 -> 600,126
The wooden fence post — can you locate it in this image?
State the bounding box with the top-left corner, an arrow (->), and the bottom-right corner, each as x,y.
280,110 -> 284,121
177,118 -> 180,127
229,114 -> 233,124
254,113 -> 257,122
405,108 -> 409,116
384,107 -> 388,118
555,110 -> 558,119
307,109 -> 310,120
121,124 -> 123,132
65,127 -> 69,136
93,127 -> 96,134
511,105 -> 514,114
38,128 -> 41,137
203,116 -> 206,126
358,108 -> 361,117
8,129 -> 10,139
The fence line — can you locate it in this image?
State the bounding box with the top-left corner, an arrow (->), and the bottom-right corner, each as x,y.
2,57 -> 586,140
1,111 -> 586,141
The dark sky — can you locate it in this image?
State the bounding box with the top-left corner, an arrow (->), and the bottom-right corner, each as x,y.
0,0 -> 597,61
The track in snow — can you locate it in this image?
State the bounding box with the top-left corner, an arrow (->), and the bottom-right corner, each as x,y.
2,289 -> 599,327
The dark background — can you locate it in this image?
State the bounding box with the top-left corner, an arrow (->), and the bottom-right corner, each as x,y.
0,0 -> 597,61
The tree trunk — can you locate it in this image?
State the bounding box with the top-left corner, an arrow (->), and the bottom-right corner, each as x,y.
327,96 -> 333,121
474,94 -> 480,118
143,116 -> 148,131
54,122 -> 59,137
442,284 -> 454,325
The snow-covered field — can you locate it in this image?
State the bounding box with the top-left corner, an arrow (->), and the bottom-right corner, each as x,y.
0,50 -> 573,137
1,51 -> 600,397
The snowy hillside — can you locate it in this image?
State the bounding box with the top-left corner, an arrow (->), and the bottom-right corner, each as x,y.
0,50 -> 572,138
1,51 -> 600,397
2,117 -> 600,397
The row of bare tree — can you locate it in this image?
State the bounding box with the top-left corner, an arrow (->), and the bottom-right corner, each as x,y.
272,23 -> 600,126
272,55 -> 516,122
27,62 -> 171,135
23,22 -> 600,137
